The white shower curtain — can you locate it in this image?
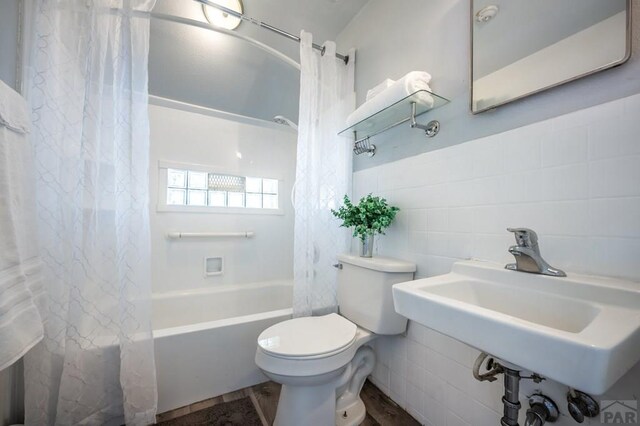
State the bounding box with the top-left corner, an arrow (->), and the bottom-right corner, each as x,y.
292,31 -> 355,317
22,0 -> 157,424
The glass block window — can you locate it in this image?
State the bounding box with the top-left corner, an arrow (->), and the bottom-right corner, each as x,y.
166,168 -> 279,209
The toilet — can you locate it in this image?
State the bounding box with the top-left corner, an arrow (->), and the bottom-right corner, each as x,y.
255,254 -> 416,426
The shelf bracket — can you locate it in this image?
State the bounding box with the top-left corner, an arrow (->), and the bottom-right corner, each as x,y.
352,132 -> 376,157
410,101 -> 440,137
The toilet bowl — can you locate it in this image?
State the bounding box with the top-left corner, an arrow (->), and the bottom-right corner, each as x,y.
255,254 -> 416,426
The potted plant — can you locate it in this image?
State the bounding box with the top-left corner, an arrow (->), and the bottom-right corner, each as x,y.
331,194 -> 400,257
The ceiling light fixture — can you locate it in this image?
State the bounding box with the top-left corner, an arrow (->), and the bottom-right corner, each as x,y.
202,0 -> 244,30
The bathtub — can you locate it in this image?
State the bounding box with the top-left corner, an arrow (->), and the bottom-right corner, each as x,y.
153,280 -> 292,413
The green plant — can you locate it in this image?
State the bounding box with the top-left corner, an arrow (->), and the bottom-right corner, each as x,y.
331,194 -> 400,241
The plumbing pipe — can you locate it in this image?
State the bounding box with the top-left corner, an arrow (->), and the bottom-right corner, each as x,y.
501,367 -> 522,426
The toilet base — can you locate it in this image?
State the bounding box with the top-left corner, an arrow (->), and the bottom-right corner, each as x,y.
335,398 -> 366,426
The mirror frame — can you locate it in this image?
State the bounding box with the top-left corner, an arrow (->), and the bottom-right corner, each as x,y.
470,0 -> 633,114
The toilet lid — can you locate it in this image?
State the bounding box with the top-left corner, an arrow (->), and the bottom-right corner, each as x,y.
257,313 -> 357,358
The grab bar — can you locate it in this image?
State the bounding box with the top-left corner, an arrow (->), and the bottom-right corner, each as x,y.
167,231 -> 255,239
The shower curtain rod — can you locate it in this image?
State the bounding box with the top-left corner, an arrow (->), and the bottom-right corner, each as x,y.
194,0 -> 350,64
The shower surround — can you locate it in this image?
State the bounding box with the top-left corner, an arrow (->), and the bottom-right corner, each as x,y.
148,97 -> 297,410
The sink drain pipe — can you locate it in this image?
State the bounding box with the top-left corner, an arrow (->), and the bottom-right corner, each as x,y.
473,353 -> 522,426
501,367 -> 522,426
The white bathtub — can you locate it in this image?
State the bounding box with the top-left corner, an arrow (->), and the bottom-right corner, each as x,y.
153,280 -> 292,413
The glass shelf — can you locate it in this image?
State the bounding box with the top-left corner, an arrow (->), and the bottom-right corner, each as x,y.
339,89 -> 450,139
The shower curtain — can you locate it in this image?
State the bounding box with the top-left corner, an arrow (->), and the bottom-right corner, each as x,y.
292,31 -> 355,317
22,0 -> 157,424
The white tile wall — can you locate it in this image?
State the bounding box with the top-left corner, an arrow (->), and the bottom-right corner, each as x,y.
149,100 -> 297,293
354,93 -> 640,426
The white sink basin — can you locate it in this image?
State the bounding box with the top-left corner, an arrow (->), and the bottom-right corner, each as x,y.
392,260 -> 640,395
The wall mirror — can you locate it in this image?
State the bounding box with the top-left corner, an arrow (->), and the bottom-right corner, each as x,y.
471,0 -> 631,113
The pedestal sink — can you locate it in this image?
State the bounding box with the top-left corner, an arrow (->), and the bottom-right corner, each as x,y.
392,260 -> 640,395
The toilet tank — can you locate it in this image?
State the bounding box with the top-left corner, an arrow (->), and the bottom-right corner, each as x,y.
336,254 -> 416,335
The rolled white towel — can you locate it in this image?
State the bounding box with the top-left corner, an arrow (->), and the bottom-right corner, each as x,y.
366,78 -> 395,101
346,71 -> 434,129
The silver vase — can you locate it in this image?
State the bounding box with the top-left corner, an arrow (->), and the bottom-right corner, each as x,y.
359,234 -> 374,257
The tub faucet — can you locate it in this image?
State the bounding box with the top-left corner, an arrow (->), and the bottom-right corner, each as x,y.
505,228 -> 566,277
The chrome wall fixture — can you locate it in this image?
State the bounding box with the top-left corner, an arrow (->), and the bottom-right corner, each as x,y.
410,102 -> 440,137
193,0 -> 350,64
352,135 -> 376,157
167,231 -> 254,239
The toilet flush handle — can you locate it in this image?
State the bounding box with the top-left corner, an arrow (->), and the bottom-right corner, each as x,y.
333,263 -> 343,269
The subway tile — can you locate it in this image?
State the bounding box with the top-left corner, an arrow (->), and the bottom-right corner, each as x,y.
424,394 -> 446,426
618,116 -> 640,157
406,321 -> 427,345
589,197 -> 640,238
446,410 -> 470,426
533,236 -> 590,275
448,207 -> 474,233
409,231 -> 428,254
423,369 -> 446,403
446,143 -> 477,182
502,128 -> 542,173
409,209 -> 428,232
472,234 -> 513,264
587,115 -> 623,160
407,340 -> 427,370
589,156 -> 640,198
406,382 -> 426,418
445,385 -> 473,424
424,347 -> 449,379
446,233 -> 474,259
425,232 -> 449,256
542,125 -> 588,167
447,180 -> 476,207
366,94 -> 640,426
373,362 -> 390,390
426,208 -> 449,232
390,370 -> 407,407
471,176 -> 508,205
501,169 -> 545,203
472,134 -> 504,178
503,200 -> 589,237
473,205 -> 508,235
587,237 -> 640,282
471,400 -> 501,426
540,163 -> 589,201
424,255 -> 457,277
420,184 -> 450,209
407,365 -> 427,393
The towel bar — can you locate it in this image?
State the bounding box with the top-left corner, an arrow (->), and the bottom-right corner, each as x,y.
167,231 -> 254,239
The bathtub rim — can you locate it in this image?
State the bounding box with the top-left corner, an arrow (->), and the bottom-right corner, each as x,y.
153,307 -> 292,339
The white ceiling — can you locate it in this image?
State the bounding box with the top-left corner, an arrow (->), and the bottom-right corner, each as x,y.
149,0 -> 369,121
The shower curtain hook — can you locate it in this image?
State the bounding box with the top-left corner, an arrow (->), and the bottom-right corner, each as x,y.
320,45 -> 326,56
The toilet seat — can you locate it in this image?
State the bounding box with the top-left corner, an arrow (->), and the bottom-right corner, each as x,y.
255,314 -> 370,378
257,313 -> 357,359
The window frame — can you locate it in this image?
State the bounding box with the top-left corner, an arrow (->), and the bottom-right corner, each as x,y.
157,160 -> 284,215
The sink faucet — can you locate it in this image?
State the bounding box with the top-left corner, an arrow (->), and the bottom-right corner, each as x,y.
505,228 -> 566,277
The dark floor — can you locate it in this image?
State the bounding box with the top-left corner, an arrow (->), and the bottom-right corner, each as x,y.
155,379 -> 420,426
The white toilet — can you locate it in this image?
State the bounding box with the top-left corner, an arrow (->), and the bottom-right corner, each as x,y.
255,254 -> 416,426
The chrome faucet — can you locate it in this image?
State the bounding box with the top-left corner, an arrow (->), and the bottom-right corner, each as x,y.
505,228 -> 566,277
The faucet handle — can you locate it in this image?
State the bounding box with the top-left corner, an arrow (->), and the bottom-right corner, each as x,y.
507,227 -> 539,248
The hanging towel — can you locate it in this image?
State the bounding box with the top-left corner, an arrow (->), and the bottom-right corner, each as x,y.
346,71 -> 434,129
0,80 -> 44,372
366,78 -> 395,101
